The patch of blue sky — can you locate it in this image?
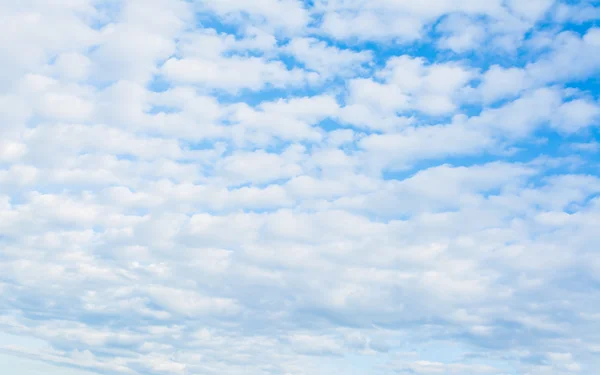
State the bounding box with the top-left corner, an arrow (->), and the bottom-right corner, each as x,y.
566,77 -> 600,98
146,74 -> 172,93
194,12 -> 240,36
114,153 -> 137,161
89,0 -> 122,30
182,138 -> 220,151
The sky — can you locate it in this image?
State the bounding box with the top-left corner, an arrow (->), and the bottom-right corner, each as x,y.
1,0 -> 600,374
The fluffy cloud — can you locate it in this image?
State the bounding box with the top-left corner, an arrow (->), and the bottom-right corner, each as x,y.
1,1 -> 600,375
313,0 -> 555,50
283,37 -> 373,78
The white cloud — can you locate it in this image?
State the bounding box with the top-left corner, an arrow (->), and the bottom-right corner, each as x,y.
479,65 -> 530,103
477,27 -> 600,104
507,0 -> 554,21
357,120 -> 490,170
288,333 -> 344,356
0,0 -> 99,85
145,286 -> 240,317
552,98 -> 600,133
313,0 -> 552,52
51,52 -> 92,81
315,0 -> 505,42
1,1 -> 600,375
436,14 -> 487,53
343,56 -> 476,122
284,37 -> 373,78
162,56 -> 313,92
217,148 -> 305,185
199,0 -> 309,33
394,360 -> 499,375
89,0 -> 191,84
226,95 -> 338,145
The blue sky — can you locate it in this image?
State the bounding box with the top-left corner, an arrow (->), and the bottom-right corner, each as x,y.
1,1 -> 600,374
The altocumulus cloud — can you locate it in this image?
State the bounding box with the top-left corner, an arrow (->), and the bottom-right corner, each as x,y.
1,1 -> 600,375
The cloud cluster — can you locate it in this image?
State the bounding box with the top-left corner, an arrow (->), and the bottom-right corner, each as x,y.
1,1 -> 600,375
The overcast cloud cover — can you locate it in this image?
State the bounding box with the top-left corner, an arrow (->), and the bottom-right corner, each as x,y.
1,0 -> 600,374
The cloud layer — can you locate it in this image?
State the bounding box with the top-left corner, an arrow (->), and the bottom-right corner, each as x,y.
1,1 -> 600,374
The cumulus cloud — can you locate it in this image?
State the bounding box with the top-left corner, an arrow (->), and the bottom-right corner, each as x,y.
1,1 -> 600,375
313,0 -> 554,50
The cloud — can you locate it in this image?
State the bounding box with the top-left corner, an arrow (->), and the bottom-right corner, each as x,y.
1,1 -> 600,375
436,14 -> 487,53
283,37 -> 373,78
199,0 -> 309,34
313,0 -> 555,50
162,56 -> 313,92
479,27 -> 600,103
